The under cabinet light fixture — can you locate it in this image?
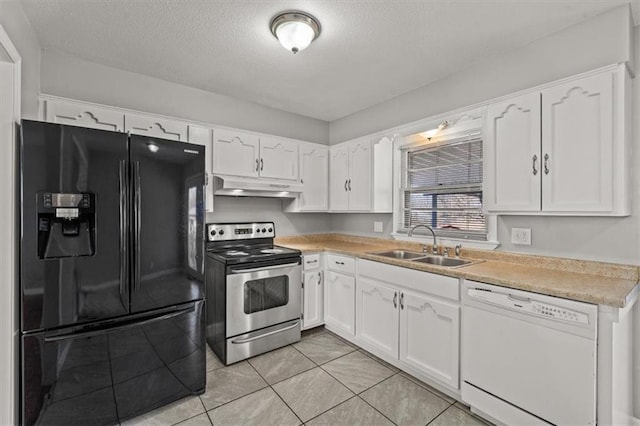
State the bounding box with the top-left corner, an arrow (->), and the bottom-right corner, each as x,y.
270,11 -> 321,54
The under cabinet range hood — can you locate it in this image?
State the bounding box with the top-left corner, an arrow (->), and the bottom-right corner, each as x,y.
213,174 -> 303,198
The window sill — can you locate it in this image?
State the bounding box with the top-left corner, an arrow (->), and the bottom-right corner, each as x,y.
390,233 -> 500,250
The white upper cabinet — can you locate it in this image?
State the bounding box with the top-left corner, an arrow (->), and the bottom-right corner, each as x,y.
124,113 -> 188,141
212,129 -> 260,178
348,140 -> 372,211
259,137 -> 298,181
299,143 -> 329,211
329,144 -> 351,211
372,135 -> 394,213
188,125 -> 214,213
485,65 -> 630,216
43,98 -> 125,132
541,72 -> 613,213
485,92 -> 542,212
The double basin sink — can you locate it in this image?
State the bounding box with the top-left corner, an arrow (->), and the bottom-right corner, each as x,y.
368,249 -> 474,268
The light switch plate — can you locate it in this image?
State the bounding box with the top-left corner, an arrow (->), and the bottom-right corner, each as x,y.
511,228 -> 532,245
374,221 -> 384,233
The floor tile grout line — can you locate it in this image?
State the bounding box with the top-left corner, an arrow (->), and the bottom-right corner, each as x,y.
299,394 -> 361,425
397,371 -> 456,406
317,355 -> 396,396
424,403 -> 454,426
245,353 -> 306,425
356,393 -> 400,426
170,408 -> 210,426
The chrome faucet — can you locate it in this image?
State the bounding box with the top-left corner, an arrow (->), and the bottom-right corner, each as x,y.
408,224 -> 438,255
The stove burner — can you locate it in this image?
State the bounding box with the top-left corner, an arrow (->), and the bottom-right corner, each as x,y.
225,250 -> 249,256
261,248 -> 286,254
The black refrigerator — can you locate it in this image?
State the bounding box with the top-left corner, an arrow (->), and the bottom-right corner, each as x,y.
19,120 -> 206,425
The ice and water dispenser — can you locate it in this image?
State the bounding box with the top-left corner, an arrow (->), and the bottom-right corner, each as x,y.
37,192 -> 96,259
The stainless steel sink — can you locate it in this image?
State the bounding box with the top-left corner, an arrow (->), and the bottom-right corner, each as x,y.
411,256 -> 473,267
369,250 -> 426,260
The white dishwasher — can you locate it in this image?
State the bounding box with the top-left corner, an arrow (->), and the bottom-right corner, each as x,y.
461,280 -> 598,426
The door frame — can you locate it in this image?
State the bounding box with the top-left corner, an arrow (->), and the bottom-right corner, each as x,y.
0,23 -> 22,426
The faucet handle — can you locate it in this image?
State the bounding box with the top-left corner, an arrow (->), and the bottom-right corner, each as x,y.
443,247 -> 450,257
432,244 -> 439,255
454,244 -> 462,258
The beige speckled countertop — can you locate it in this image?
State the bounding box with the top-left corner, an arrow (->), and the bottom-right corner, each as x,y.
275,233 -> 639,308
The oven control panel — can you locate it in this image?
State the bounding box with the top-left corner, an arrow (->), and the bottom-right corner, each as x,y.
207,222 -> 275,241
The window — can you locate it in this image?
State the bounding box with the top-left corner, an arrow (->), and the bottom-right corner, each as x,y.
400,131 -> 485,240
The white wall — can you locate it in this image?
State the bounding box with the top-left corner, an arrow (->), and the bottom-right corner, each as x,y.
40,50 -> 330,144
207,197 -> 331,236
329,7 -> 639,265
0,1 -> 40,119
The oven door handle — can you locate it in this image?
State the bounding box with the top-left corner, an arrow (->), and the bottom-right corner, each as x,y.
230,262 -> 300,274
231,321 -> 299,344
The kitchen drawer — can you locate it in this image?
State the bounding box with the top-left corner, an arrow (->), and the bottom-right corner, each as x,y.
303,254 -> 322,270
326,253 -> 355,275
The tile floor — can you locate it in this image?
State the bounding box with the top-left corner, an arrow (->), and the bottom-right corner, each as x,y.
125,328 -> 492,426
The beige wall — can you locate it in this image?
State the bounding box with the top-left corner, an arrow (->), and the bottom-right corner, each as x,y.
40,50 -> 330,144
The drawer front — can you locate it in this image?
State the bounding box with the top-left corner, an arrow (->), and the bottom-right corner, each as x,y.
327,253 -> 355,275
358,259 -> 459,301
303,254 -> 322,271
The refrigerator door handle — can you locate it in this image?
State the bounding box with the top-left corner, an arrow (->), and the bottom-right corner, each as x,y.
119,160 -> 128,301
134,161 -> 141,291
43,305 -> 194,343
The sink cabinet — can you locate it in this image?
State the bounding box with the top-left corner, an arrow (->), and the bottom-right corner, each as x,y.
356,259 -> 461,390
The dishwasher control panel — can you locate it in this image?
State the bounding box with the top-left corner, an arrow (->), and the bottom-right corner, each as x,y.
467,288 -> 589,324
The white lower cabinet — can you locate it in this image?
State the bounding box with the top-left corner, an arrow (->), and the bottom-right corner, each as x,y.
302,254 -> 324,330
399,290 -> 460,389
356,259 -> 461,391
324,270 -> 356,337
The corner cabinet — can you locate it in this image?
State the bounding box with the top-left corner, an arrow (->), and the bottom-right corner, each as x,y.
485,64 -> 631,216
286,143 -> 329,212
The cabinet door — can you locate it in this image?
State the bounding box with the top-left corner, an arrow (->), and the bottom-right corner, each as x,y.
329,145 -> 350,211
348,139 -> 372,211
541,72 -> 614,213
299,144 -> 329,211
485,93 -> 541,212
324,271 -> 355,336
259,137 -> 298,180
188,125 -> 214,213
212,129 -> 260,177
399,290 -> 460,389
372,136 -> 394,213
45,100 -> 125,132
356,277 -> 399,359
302,269 -> 324,330
125,113 -> 188,141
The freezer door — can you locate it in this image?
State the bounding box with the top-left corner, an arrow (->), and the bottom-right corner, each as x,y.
21,301 -> 205,425
20,121 -> 130,332
129,135 -> 205,313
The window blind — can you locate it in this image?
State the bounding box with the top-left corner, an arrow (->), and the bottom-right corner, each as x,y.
401,131 -> 485,240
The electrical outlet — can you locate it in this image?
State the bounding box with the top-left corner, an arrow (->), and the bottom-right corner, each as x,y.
511,228 -> 532,245
374,221 -> 384,233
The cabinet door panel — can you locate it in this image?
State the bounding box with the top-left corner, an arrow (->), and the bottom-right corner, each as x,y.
299,144 -> 328,211
329,145 -> 350,211
485,93 -> 541,212
399,291 -> 459,389
45,100 -> 124,132
541,72 -> 614,212
125,113 -> 187,141
324,271 -> 355,336
356,277 -> 399,359
303,269 -> 324,330
348,140 -> 372,211
212,129 -> 259,178
259,137 -> 298,180
188,125 -> 214,212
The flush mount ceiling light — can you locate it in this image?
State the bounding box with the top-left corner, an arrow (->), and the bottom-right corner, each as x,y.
270,11 -> 321,54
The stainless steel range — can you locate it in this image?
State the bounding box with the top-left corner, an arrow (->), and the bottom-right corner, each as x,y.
205,222 -> 302,364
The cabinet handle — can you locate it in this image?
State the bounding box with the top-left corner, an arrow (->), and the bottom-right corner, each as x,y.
532,155 -> 538,175
348,179 -> 351,191
318,271 -> 322,283
400,292 -> 404,310
260,158 -> 264,171
393,292 -> 398,308
335,261 -> 345,265
344,180 -> 348,192
544,153 -> 550,175
306,259 -> 318,264
255,159 -> 259,172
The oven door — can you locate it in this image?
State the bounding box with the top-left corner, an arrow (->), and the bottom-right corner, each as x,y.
226,258 -> 301,337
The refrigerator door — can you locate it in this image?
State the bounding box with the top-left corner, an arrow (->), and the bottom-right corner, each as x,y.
129,135 -> 205,313
21,301 -> 205,425
20,121 -> 130,332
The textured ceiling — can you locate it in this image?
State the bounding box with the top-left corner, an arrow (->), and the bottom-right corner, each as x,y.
21,0 -> 630,121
